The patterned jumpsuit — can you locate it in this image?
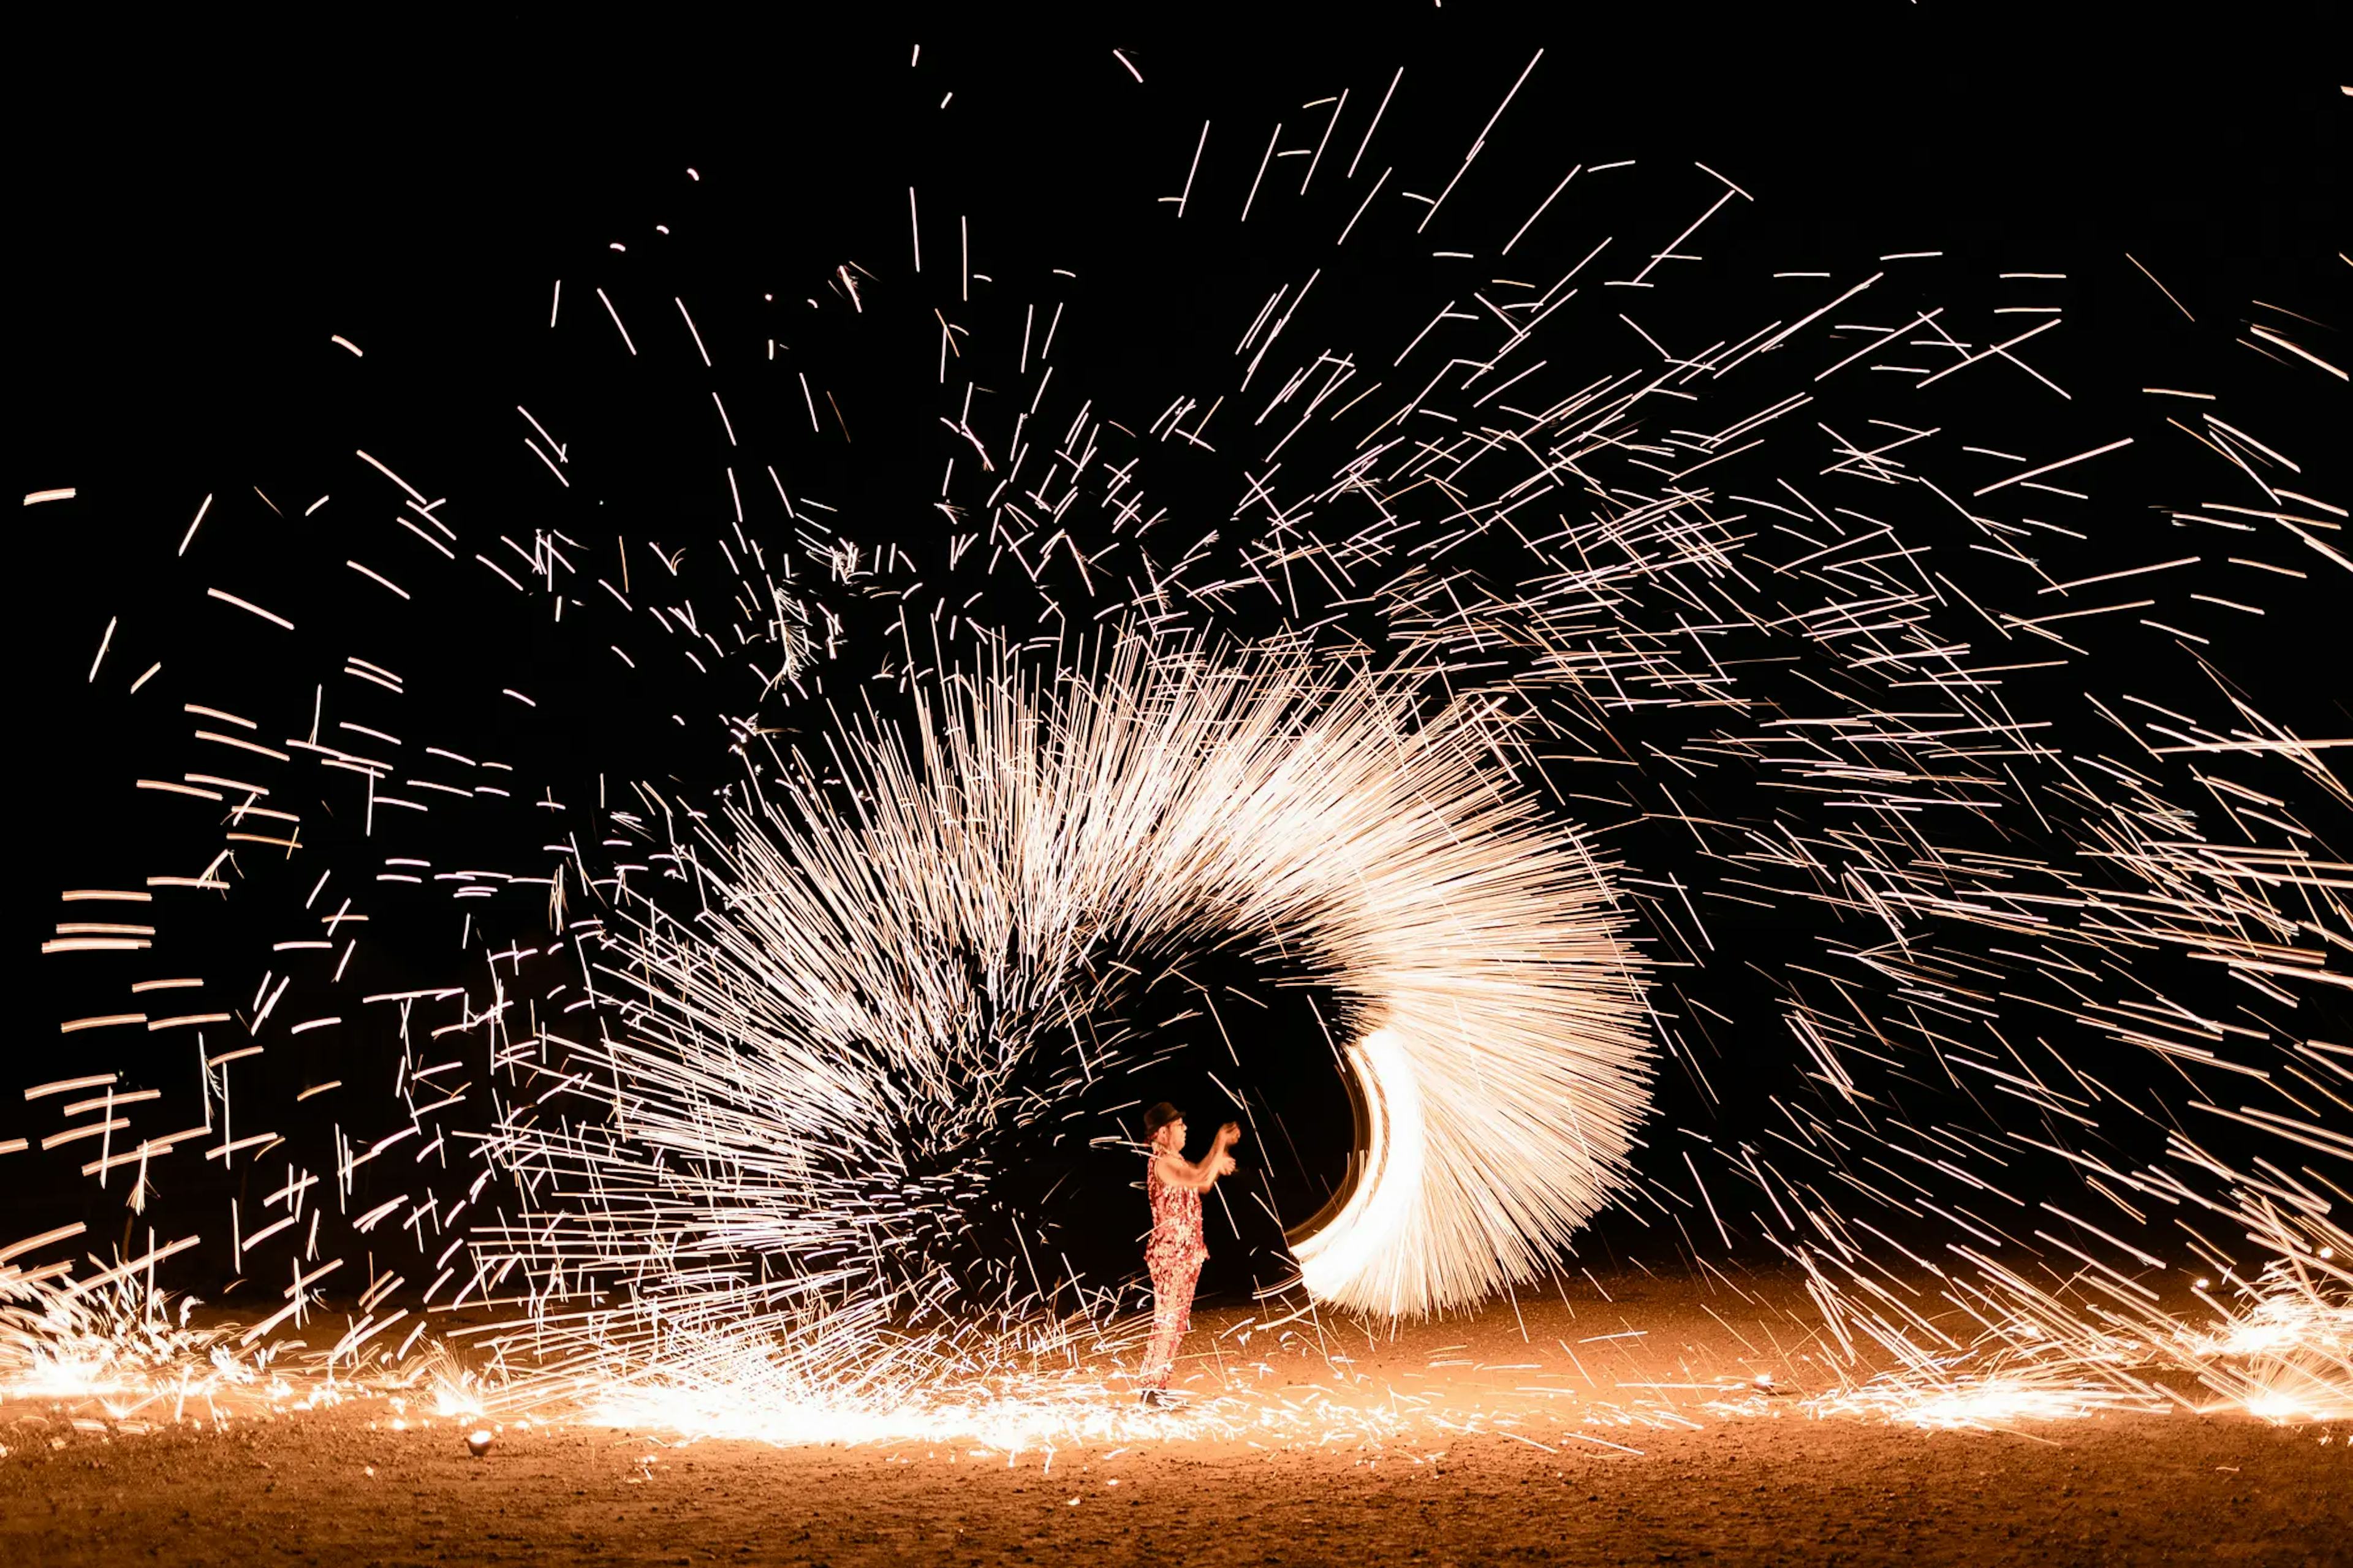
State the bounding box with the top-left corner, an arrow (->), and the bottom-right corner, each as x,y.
1140,1146 -> 1208,1390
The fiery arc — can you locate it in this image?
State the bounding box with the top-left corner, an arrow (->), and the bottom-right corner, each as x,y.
471,637 -> 1650,1376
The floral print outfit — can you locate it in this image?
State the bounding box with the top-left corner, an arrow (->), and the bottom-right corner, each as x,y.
1140,1146 -> 1208,1390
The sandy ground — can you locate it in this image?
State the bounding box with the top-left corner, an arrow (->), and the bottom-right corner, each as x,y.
4,1273 -> 2346,1566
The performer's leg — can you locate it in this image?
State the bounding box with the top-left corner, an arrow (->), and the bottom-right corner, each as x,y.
1139,1262 -> 1176,1384
1140,1257 -> 1202,1392
1170,1256 -> 1200,1341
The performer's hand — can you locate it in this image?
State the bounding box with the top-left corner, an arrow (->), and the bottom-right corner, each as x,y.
1213,1152 -> 1237,1176
1216,1121 -> 1241,1146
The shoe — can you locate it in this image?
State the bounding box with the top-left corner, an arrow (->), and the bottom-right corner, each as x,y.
1137,1388 -> 1164,1409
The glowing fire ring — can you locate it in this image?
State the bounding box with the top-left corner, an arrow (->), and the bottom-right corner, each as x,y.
1286,1029 -> 1421,1303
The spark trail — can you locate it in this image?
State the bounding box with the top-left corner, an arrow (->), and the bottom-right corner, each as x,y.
14,41 -> 2349,1441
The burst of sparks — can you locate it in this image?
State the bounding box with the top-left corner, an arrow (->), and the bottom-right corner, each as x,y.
469,637 -> 1649,1377
13,38 -> 2349,1453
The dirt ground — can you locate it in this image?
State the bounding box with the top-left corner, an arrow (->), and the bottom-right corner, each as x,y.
4,1273 -> 2346,1566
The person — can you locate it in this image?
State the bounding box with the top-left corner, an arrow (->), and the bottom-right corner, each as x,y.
1137,1101 -> 1238,1406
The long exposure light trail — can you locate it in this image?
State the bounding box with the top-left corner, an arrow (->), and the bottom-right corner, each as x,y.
10,33 -> 2347,1461
461,638 -> 1648,1419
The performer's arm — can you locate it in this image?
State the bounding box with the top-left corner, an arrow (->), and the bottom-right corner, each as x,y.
1153,1150 -> 1220,1191
1154,1124 -> 1243,1191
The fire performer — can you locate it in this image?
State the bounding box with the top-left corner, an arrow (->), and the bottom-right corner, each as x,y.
1137,1102 -> 1240,1406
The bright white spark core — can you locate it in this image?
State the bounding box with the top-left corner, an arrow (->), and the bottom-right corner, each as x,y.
471,637 -> 1651,1392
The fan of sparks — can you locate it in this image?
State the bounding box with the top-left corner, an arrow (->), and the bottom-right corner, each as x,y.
480,635 -> 1649,1379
